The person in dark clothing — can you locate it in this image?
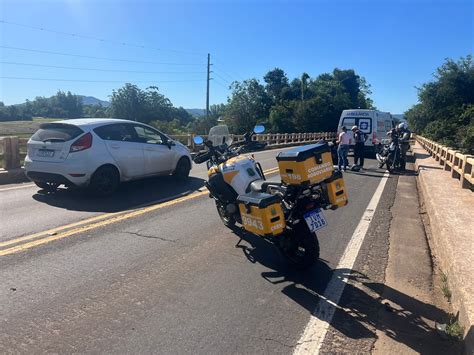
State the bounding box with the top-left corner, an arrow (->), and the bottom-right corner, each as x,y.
351,125 -> 367,168
397,122 -> 411,171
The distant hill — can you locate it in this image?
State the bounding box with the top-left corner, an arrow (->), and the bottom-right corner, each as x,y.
12,96 -> 205,117
78,96 -> 110,107
12,95 -> 110,108
186,108 -> 205,117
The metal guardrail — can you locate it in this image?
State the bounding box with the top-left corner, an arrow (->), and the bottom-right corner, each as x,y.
416,135 -> 473,190
0,132 -> 336,170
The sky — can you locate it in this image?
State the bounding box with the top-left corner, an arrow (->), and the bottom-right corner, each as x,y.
0,0 -> 472,114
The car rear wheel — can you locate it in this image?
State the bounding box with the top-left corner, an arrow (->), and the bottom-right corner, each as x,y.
34,181 -> 60,192
89,166 -> 120,196
173,157 -> 191,180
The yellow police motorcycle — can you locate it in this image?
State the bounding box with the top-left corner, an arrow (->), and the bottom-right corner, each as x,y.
193,125 -> 348,268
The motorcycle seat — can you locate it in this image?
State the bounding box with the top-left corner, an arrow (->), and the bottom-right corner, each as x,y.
249,180 -> 282,193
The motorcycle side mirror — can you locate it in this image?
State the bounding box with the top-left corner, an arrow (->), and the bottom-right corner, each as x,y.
253,125 -> 265,134
193,136 -> 204,145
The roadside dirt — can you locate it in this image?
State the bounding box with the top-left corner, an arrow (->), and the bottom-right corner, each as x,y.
372,158 -> 462,354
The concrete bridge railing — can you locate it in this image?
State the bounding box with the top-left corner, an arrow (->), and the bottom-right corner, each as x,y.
416,135 -> 474,190
0,132 -> 337,170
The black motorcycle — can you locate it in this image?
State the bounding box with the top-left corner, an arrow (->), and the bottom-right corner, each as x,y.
376,141 -> 401,172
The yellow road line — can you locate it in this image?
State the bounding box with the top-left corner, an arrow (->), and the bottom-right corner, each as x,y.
0,209 -> 129,248
0,190 -> 209,256
0,167 -> 281,256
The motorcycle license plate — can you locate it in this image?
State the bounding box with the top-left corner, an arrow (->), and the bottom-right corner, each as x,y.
304,208 -> 328,233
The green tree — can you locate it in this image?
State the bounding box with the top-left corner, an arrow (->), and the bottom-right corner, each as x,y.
269,103 -> 296,133
49,91 -> 83,118
264,68 -> 290,104
225,79 -> 271,133
108,84 -> 193,126
109,83 -> 147,121
144,86 -> 173,122
406,55 -> 474,153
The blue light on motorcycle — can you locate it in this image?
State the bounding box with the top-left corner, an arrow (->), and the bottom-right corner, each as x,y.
254,125 -> 265,134
193,136 -> 204,145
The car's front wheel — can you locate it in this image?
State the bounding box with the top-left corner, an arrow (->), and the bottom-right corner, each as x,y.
89,165 -> 120,196
34,181 -> 60,192
173,157 -> 191,180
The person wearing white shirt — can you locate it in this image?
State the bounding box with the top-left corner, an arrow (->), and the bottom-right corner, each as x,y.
337,126 -> 352,171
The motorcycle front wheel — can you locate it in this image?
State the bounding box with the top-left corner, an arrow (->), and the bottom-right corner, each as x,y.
215,201 -> 236,229
279,223 -> 320,269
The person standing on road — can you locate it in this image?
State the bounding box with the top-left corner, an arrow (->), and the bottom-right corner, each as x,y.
352,125 -> 367,169
337,126 -> 351,171
398,122 -> 411,171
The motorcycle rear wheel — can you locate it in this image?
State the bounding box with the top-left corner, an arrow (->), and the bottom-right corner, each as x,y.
279,224 -> 320,269
215,201 -> 236,229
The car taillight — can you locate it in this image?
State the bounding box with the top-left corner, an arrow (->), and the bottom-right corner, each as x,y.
70,132 -> 93,152
372,132 -> 377,145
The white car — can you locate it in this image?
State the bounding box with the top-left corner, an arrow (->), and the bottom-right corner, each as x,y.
24,118 -> 192,195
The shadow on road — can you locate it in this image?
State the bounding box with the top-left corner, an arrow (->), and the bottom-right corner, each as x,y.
231,228 -> 456,354
31,176 -> 206,213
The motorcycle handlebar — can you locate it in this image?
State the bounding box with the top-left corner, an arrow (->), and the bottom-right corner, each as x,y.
194,129 -> 256,164
193,151 -> 212,164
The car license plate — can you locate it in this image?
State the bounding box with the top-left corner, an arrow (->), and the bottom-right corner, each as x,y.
37,149 -> 55,158
304,208 -> 328,233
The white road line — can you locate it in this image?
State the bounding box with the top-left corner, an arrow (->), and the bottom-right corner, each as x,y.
293,171 -> 390,355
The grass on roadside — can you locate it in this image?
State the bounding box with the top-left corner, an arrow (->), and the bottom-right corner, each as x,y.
446,314 -> 464,340
0,117 -> 61,138
440,272 -> 452,302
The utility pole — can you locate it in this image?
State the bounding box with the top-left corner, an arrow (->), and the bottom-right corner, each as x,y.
206,53 -> 210,118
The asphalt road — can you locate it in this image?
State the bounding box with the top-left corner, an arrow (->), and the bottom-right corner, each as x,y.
0,148 -> 397,353
0,148 -> 288,242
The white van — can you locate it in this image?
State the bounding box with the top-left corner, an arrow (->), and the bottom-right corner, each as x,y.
337,109 -> 395,155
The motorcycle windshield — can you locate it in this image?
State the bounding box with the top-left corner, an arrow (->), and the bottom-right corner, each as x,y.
208,125 -> 233,146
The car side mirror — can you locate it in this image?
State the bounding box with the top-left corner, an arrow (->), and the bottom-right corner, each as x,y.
166,140 -> 175,149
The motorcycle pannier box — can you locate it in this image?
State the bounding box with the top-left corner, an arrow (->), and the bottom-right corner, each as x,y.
276,142 -> 334,186
324,171 -> 348,208
237,192 -> 285,237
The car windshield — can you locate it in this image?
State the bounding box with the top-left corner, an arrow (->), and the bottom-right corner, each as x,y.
208,125 -> 233,146
31,123 -> 84,142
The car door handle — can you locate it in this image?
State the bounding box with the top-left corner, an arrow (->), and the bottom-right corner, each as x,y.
110,144 -> 120,149
144,147 -> 156,151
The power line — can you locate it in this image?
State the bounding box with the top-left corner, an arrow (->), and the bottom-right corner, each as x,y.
212,79 -> 230,89
0,76 -> 206,83
213,61 -> 245,81
0,61 -> 206,74
0,45 -> 205,66
212,71 -> 231,84
213,65 -> 236,81
0,19 -> 205,57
